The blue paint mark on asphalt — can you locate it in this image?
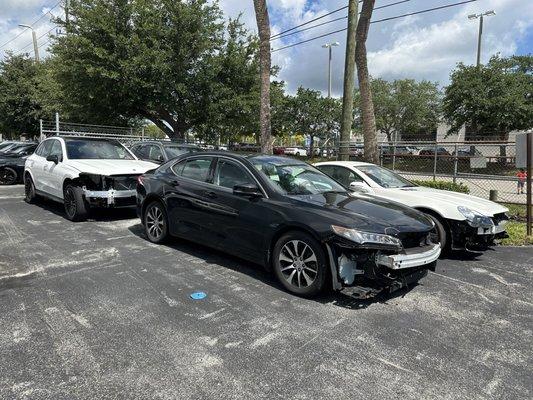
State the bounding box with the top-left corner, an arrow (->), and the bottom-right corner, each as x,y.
190,291 -> 207,300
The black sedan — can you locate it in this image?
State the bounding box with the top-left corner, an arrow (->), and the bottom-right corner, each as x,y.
0,143 -> 37,185
136,153 -> 440,297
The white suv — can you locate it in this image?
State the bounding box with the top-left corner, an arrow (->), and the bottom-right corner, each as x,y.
24,137 -> 158,221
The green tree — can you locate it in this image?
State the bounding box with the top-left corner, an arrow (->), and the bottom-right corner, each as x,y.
443,55 -> 533,139
0,53 -> 43,138
50,0 -> 260,140
355,78 -> 441,142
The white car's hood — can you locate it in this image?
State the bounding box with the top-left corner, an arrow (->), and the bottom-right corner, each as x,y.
68,159 -> 158,175
380,186 -> 508,217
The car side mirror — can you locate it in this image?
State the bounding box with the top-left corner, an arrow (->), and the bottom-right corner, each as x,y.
156,154 -> 165,162
233,183 -> 263,198
46,154 -> 59,164
349,181 -> 371,193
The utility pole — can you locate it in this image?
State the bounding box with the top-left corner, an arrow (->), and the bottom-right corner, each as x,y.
19,24 -> 40,63
322,42 -> 339,98
468,10 -> 495,67
339,0 -> 358,161
65,0 -> 70,32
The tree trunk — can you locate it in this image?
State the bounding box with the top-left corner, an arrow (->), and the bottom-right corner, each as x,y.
355,0 -> 378,164
253,0 -> 273,155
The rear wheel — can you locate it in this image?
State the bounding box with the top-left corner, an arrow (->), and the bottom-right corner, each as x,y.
0,167 -> 17,185
273,231 -> 327,297
144,201 -> 168,243
24,174 -> 37,203
64,185 -> 88,222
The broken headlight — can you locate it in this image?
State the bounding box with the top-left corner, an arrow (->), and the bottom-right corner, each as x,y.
79,173 -> 104,190
331,225 -> 402,250
457,206 -> 494,228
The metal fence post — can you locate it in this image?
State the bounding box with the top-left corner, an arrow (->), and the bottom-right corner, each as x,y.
433,142 -> 438,181
55,113 -> 60,136
453,142 -> 458,183
39,119 -> 43,140
141,127 -> 145,141
392,136 -> 397,171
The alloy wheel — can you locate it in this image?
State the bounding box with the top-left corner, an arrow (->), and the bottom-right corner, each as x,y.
64,187 -> 77,218
278,240 -> 318,288
146,205 -> 165,240
0,168 -> 16,185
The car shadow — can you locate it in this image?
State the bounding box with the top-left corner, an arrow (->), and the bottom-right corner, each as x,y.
128,222 -> 421,310
31,197 -> 137,222
441,249 -> 484,261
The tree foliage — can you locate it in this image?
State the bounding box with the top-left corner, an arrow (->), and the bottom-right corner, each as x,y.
357,78 -> 441,142
443,55 -> 533,138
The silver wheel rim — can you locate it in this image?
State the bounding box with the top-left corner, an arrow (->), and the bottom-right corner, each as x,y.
279,240 -> 318,288
146,205 -> 164,240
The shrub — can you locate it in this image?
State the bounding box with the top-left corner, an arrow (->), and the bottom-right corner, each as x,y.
411,180 -> 470,194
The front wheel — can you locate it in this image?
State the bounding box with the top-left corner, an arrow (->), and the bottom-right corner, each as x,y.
0,167 -> 18,185
425,213 -> 448,252
144,201 -> 169,243
272,231 -> 327,297
64,185 -> 89,222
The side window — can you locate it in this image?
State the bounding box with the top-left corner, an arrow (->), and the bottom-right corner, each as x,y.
180,157 -> 213,182
213,159 -> 255,189
133,144 -> 149,159
331,166 -> 362,187
36,140 -> 53,158
130,144 -> 142,158
49,140 -> 63,159
148,145 -> 164,161
317,165 -> 333,176
171,159 -> 186,176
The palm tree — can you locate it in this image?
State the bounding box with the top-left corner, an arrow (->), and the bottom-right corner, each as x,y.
253,0 -> 273,154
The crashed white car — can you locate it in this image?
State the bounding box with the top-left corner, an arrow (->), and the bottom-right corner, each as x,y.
24,137 -> 158,221
314,161 -> 509,251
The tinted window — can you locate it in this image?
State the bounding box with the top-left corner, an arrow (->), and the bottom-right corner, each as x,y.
148,145 -> 164,161
131,144 -> 146,158
357,165 -> 415,188
318,165 -> 362,187
180,157 -> 212,182
49,140 -> 63,158
65,139 -> 134,160
36,140 -> 53,157
165,146 -> 200,159
213,159 -> 254,189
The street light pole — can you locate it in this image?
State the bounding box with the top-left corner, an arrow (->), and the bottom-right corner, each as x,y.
18,24 -> 40,63
322,42 -> 339,98
468,10 -> 495,67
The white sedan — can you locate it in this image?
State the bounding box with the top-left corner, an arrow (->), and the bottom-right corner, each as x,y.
284,147 -> 307,156
314,161 -> 509,252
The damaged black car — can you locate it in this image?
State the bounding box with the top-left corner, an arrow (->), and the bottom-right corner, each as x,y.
137,153 -> 440,297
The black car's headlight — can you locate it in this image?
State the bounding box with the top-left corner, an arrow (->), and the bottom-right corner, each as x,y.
331,225 -> 403,250
457,206 -> 494,228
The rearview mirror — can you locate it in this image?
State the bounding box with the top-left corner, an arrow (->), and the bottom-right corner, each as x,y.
46,154 -> 59,164
233,183 -> 263,198
349,181 -> 371,193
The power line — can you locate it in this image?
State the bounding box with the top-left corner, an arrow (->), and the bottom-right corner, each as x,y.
0,1 -> 60,49
270,3 -> 355,39
272,0 -> 480,52
271,0 -> 412,42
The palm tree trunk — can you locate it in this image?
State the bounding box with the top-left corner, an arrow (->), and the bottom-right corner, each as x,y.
253,0 -> 273,154
355,0 -> 378,164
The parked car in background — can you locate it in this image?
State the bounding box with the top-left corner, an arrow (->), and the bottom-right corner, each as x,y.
273,146 -> 285,155
24,137 -> 158,221
131,141 -> 200,164
0,141 -> 22,153
452,146 -> 483,157
419,146 -> 450,156
137,153 -> 440,297
284,147 -> 307,156
314,161 -> 509,252
0,143 -> 38,185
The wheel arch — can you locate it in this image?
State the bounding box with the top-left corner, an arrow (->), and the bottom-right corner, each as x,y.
140,193 -> 166,221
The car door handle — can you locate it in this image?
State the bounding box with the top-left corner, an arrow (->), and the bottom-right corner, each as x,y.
204,191 -> 217,199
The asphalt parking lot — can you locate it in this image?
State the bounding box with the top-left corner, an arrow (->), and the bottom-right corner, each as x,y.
0,185 -> 532,400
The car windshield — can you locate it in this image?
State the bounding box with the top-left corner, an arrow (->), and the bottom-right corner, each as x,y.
66,139 -> 134,160
165,145 -> 200,158
357,165 -> 416,188
0,143 -> 20,153
251,159 -> 346,195
6,144 -> 33,155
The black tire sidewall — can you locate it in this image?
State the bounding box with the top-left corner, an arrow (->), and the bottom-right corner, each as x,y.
144,201 -> 168,244
0,167 -> 17,185
273,231 -> 327,297
426,213 -> 448,251
64,185 -> 88,222
24,174 -> 37,203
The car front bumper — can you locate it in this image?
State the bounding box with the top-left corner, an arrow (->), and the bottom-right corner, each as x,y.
83,189 -> 137,207
376,244 -> 441,270
450,217 -> 509,251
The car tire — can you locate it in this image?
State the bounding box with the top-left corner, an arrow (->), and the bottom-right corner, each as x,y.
63,184 -> 89,222
425,213 -> 448,251
144,201 -> 169,244
24,174 -> 38,203
0,167 -> 17,186
273,231 -> 327,297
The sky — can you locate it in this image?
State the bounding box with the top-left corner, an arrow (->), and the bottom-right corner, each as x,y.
1,0 -> 532,97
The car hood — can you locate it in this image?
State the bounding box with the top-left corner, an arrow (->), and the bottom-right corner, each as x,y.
291,192 -> 433,234
68,159 -> 158,175
386,186 -> 508,216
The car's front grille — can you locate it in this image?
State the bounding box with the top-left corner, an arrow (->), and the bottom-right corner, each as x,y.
106,175 -> 139,191
397,231 -> 432,249
492,212 -> 509,225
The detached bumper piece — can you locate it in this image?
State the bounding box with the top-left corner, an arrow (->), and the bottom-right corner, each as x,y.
83,189 -> 137,207
376,244 -> 441,270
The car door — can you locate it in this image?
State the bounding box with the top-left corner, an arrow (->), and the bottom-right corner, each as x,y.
204,157 -> 269,262
164,156 -> 219,244
41,139 -> 64,197
30,140 -> 53,191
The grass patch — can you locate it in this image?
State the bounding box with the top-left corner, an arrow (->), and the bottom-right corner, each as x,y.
501,221 -> 533,246
502,203 -> 527,220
